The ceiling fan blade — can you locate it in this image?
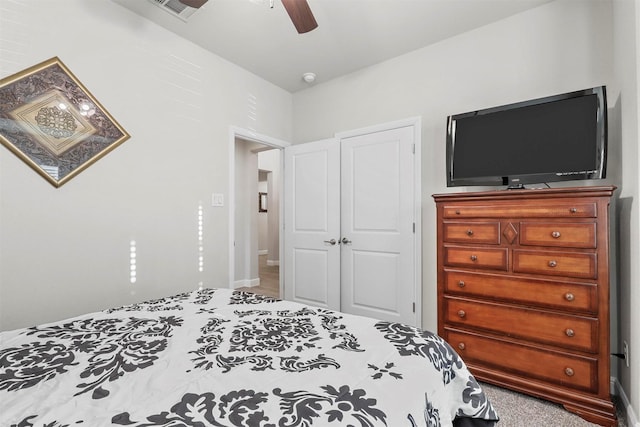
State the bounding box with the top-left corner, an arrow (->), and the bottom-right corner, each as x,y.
281,0 -> 318,34
178,0 -> 208,8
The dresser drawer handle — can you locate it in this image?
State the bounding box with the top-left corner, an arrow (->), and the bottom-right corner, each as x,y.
565,328 -> 575,337
548,260 -> 557,268
457,310 -> 466,318
569,208 -> 578,214
458,280 -> 466,288
458,342 -> 466,351
551,231 -> 561,238
565,367 -> 575,377
470,255 -> 478,262
564,292 -> 575,302
455,210 -> 461,215
466,229 -> 474,236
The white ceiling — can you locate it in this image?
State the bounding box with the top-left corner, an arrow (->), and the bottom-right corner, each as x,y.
113,0 -> 551,93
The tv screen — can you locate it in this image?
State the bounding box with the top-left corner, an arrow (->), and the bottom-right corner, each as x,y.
446,86 -> 607,188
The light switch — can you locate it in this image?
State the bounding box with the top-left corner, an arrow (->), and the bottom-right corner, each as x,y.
212,193 -> 224,207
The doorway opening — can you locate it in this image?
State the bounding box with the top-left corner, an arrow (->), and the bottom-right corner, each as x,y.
229,127 -> 288,299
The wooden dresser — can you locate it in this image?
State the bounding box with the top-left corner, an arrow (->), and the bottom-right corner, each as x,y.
433,186 -> 616,426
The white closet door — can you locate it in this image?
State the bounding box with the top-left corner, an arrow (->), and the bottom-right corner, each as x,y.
340,126 -> 416,324
283,125 -> 418,326
283,138 -> 341,310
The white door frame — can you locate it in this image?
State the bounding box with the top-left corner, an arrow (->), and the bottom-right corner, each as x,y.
335,117 -> 422,326
228,126 -> 290,297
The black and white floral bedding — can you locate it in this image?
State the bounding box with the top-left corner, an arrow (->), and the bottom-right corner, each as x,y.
0,288 -> 498,427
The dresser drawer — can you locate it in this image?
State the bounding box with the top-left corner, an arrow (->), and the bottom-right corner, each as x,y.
444,297 -> 597,352
444,246 -> 508,271
443,221 -> 501,244
513,250 -> 597,279
520,222 -> 597,248
445,328 -> 597,393
444,270 -> 597,313
442,203 -> 597,219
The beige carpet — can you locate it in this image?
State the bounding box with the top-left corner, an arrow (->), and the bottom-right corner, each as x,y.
481,382 -> 627,426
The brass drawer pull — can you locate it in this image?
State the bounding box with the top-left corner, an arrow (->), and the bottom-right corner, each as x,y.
565,328 -> 575,337
458,280 -> 465,288
570,208 -> 578,213
470,255 -> 478,262
455,210 -> 461,215
548,260 -> 557,268
565,367 -> 575,377
458,342 -> 466,350
551,231 -> 561,238
564,292 -> 575,302
466,229 -> 474,236
457,310 -> 466,318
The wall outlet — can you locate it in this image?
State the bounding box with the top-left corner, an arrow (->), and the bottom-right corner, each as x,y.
623,341 -> 630,368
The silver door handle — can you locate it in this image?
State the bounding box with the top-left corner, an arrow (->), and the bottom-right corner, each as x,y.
341,237 -> 352,245
324,239 -> 337,245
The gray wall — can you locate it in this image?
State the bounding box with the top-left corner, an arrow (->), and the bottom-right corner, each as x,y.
612,0 -> 640,423
291,0 -> 639,422
292,0 -> 614,338
0,0 -> 292,330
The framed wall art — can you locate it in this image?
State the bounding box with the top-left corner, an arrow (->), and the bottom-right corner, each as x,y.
0,57 -> 130,187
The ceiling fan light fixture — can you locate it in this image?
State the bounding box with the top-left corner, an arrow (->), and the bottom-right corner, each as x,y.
281,0 -> 318,33
302,72 -> 316,83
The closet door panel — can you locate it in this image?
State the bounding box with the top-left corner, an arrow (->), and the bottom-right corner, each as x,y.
340,126 -> 415,324
284,138 -> 340,310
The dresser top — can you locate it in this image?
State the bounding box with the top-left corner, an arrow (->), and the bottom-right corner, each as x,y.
432,185 -> 617,202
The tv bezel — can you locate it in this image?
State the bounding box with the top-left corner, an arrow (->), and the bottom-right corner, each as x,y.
446,86 -> 608,188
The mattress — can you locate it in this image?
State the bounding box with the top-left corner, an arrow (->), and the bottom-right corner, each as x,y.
0,288 -> 498,426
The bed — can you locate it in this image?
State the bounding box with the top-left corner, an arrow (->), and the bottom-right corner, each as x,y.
0,288 -> 498,426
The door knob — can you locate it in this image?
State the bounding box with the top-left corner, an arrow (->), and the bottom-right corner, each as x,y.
341,237 -> 352,245
324,239 -> 337,245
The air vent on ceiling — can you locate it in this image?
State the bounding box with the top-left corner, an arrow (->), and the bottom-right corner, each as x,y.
149,0 -> 199,21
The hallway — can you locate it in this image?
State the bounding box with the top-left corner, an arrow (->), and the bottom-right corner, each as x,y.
238,254 -> 279,298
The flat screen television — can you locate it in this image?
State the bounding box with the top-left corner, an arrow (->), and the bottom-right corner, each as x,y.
446,86 -> 607,188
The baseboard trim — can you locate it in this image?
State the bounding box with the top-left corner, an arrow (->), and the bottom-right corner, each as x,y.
612,377 -> 639,426
233,278 -> 260,289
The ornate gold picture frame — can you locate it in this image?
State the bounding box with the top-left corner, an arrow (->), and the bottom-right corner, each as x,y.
0,57 -> 130,187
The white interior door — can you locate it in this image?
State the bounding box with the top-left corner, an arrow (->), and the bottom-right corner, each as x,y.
283,122 -> 419,326
284,138 -> 341,309
340,126 -> 416,324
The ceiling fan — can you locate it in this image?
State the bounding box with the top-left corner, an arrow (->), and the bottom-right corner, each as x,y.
178,0 -> 318,34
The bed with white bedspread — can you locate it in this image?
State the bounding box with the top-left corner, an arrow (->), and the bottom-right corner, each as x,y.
0,288 -> 498,426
